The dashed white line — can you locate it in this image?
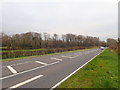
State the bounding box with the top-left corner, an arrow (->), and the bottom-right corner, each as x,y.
72,55 -> 79,58
74,53 -> 82,55
9,75 -> 43,88
1,62 -> 29,68
61,55 -> 79,58
61,56 -> 73,58
1,48 -> 100,81
7,66 -> 17,74
35,61 -> 48,65
0,61 -> 59,80
50,49 -> 105,90
50,57 -> 62,61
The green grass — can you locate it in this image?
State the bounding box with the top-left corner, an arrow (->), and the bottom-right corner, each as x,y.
57,49 -> 118,88
0,48 -> 97,62
1,48 -> 47,53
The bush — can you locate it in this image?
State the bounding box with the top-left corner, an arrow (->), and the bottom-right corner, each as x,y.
2,47 -> 87,59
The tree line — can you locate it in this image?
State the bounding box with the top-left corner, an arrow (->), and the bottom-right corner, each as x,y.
1,32 -> 118,59
1,32 -> 106,50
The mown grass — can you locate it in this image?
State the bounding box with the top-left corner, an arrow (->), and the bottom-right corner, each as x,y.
57,49 -> 118,88
0,47 -> 97,62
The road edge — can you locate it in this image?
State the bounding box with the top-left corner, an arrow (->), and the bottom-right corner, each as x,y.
50,49 -> 106,90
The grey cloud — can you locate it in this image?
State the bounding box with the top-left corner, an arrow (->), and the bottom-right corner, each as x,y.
2,1 -> 118,40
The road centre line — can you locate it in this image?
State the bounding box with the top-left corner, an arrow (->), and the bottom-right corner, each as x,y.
35,61 -> 48,65
9,75 -> 43,88
74,55 -> 79,58
1,49 -> 99,80
61,55 -> 79,59
0,61 -> 59,80
1,61 -> 29,68
1,49 -> 98,69
50,49 -> 105,90
85,52 -> 90,54
7,66 -> 17,74
50,57 -> 62,61
61,56 -> 73,58
74,53 -> 82,55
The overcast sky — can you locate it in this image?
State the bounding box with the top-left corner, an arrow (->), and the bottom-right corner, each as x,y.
1,0 -> 119,41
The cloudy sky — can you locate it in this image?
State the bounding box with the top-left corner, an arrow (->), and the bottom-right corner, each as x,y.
1,0 -> 119,41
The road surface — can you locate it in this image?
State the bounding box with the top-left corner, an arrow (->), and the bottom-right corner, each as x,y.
1,48 -> 105,89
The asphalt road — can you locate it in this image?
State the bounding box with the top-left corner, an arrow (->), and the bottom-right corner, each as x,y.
1,48 -> 105,89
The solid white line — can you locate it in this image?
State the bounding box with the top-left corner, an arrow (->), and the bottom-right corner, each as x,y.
50,49 -> 105,90
35,61 -> 48,65
50,57 -> 62,61
0,61 -> 59,80
1,48 -> 99,80
10,75 -> 43,88
7,66 -> 17,74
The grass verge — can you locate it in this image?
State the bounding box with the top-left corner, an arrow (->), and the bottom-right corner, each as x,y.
0,47 -> 97,62
56,49 -> 118,88
1,48 -> 47,53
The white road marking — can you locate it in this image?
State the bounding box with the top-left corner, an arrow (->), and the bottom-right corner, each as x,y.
9,75 -> 43,88
7,66 -> 17,74
74,53 -> 82,55
50,49 -> 105,90
1,62 -> 29,68
1,49 -> 98,69
61,56 -> 73,58
74,55 -> 79,58
61,55 -> 79,58
0,61 -> 59,80
1,48 -> 99,80
50,57 -> 62,61
74,53 -> 78,55
35,61 -> 47,65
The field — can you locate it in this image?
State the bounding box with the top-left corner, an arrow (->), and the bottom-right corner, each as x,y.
57,49 -> 118,88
